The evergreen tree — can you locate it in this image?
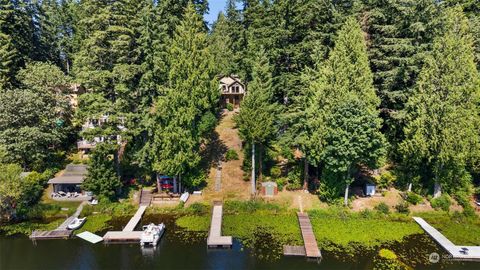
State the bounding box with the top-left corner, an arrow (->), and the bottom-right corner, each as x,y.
0,0 -> 35,88
145,3 -> 218,188
400,7 -> 480,196
0,32 -> 16,90
209,12 -> 237,76
363,0 -> 440,152
235,47 -> 277,194
308,17 -> 385,204
82,143 -> 121,200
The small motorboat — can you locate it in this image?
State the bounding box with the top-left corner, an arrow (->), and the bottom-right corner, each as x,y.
67,217 -> 87,230
89,199 -> 98,205
140,223 -> 165,247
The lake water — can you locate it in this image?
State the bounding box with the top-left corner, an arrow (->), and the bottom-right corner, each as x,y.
1,215 -> 479,270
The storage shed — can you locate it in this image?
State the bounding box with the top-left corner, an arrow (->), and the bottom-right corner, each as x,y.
364,183 -> 376,196
261,181 -> 278,196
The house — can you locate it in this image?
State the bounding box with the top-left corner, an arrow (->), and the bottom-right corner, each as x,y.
47,164 -> 91,200
219,75 -> 246,108
77,115 -> 126,153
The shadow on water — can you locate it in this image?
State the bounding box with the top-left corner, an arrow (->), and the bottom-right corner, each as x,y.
1,214 -> 479,270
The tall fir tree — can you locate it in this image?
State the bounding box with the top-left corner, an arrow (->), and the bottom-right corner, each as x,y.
144,3 -> 218,188
235,47 -> 277,194
209,12 -> 237,76
362,0 -> 440,154
308,17 -> 385,204
400,7 -> 480,196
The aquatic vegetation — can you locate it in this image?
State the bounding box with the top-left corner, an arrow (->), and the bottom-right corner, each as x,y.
308,209 -> 422,253
76,214 -> 112,234
223,213 -> 302,245
176,215 -> 210,232
0,219 -> 63,236
373,249 -> 412,270
417,211 -> 480,245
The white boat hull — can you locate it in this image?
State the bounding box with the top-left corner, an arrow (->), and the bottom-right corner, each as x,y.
140,223 -> 165,247
67,217 -> 87,230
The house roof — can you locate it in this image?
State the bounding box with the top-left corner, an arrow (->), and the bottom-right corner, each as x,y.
48,164 -> 88,184
63,164 -> 88,175
220,76 -> 244,87
48,175 -> 85,184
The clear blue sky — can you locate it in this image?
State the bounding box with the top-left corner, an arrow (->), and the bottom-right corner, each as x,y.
204,0 -> 228,26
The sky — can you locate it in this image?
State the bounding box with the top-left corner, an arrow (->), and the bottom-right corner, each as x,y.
204,0 -> 228,26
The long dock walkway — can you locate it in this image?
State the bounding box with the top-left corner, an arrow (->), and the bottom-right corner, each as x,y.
30,201 -> 87,240
103,204 -> 147,242
207,203 -> 232,248
123,205 -> 147,232
297,212 -> 322,259
414,217 -> 480,261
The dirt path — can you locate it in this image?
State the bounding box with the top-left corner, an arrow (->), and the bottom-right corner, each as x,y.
203,110 -> 250,201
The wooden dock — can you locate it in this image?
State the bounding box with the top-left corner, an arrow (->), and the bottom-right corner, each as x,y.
283,245 -> 306,256
30,201 -> 86,240
103,231 -> 143,243
103,205 -> 148,243
123,205 -> 147,232
297,212 -> 322,259
207,203 -> 232,248
30,230 -> 72,240
413,217 -> 480,261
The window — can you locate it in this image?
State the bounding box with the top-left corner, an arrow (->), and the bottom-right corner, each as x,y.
222,85 -> 227,92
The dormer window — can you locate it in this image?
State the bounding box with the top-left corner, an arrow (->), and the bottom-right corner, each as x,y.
223,85 -> 227,93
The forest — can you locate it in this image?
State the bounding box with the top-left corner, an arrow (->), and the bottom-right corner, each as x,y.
0,0 -> 479,215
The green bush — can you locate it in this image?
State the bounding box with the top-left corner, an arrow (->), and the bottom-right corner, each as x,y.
430,194 -> 452,212
286,182 -> 302,191
395,202 -> 410,215
375,171 -> 396,190
270,166 -> 282,178
374,202 -> 390,215
404,192 -> 423,205
225,149 -> 239,161
226,103 -> 234,111
275,177 -> 287,191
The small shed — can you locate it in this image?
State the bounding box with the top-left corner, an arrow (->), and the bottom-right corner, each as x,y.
365,183 -> 376,196
261,181 -> 278,196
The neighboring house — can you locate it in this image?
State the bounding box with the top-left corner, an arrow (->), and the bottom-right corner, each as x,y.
47,164 -> 91,200
77,115 -> 126,153
219,75 -> 246,108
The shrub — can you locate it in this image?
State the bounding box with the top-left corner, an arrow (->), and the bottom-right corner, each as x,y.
395,202 -> 410,215
286,182 -> 302,191
375,171 -> 396,190
275,177 -> 287,191
225,149 -> 239,161
226,103 -> 234,111
404,192 -> 423,205
270,166 -> 282,178
430,194 -> 452,212
374,202 -> 390,215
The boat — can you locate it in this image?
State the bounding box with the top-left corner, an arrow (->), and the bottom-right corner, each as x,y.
180,192 -> 190,203
67,217 -> 87,230
140,223 -> 165,247
89,199 -> 98,205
